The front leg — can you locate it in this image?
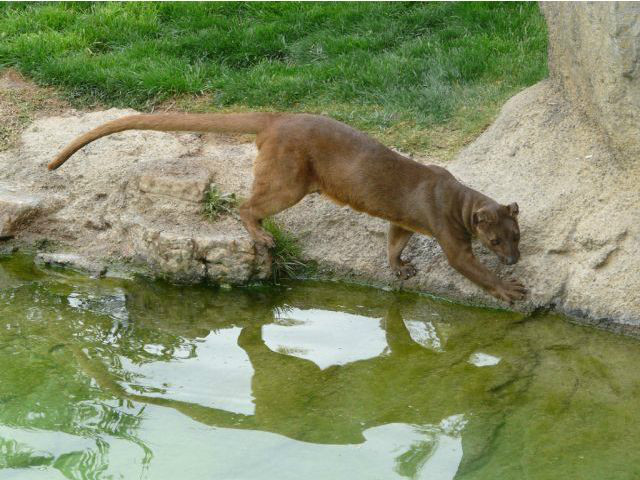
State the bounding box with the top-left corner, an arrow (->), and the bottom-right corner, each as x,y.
438,234 -> 526,302
387,223 -> 417,279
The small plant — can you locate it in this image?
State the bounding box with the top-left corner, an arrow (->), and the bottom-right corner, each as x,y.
34,238 -> 56,252
203,184 -> 238,220
262,218 -> 314,282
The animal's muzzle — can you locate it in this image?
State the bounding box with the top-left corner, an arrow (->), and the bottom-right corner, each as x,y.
504,252 -> 520,265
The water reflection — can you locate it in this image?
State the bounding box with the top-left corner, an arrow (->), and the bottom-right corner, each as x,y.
403,318 -> 445,352
120,328 -> 255,415
67,290 -> 129,323
106,299 -> 494,454
265,307 -> 389,368
468,352 -> 501,367
2,255 -> 640,479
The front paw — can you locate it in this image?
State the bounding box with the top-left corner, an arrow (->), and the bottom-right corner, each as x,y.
491,279 -> 527,302
392,263 -> 417,280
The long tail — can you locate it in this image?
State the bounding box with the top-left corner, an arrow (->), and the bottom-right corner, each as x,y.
48,112 -> 280,170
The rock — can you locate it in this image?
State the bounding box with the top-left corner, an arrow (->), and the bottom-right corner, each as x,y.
541,2 -> 640,160
446,80 -> 640,331
133,227 -> 207,282
84,216 -> 111,231
35,253 -> 107,277
1,64 -> 639,333
0,183 -> 42,238
0,245 -> 18,255
138,165 -> 212,203
0,109 -> 268,286
127,219 -> 270,284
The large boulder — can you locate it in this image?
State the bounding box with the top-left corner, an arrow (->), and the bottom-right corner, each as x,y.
446,80 -> 639,332
0,108 -> 270,284
0,183 -> 42,238
541,2 -> 640,160
2,95 -> 639,333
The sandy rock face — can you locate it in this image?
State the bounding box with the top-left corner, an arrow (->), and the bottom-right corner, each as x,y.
35,252 -> 107,277
1,98 -> 639,333
447,81 -> 640,332
541,2 -> 640,160
0,183 -> 42,238
1,77 -> 639,333
0,108 -> 270,284
200,82 -> 640,333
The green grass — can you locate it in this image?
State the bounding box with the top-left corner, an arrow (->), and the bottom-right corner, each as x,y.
0,2 -> 547,155
262,218 -> 314,283
201,186 -> 310,281
202,184 -> 237,221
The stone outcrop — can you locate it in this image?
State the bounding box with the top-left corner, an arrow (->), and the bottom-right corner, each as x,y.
0,108 -> 270,285
35,252 -> 107,277
541,2 -> 640,160
446,81 -> 639,332
1,91 -> 639,333
0,183 -> 42,239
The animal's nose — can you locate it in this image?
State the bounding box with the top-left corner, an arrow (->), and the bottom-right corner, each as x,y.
505,253 -> 519,265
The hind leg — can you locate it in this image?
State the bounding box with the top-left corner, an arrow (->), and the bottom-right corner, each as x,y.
388,223 -> 416,279
239,150 -> 308,248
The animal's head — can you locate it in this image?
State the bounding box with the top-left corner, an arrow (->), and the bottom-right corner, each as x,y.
472,202 -> 521,265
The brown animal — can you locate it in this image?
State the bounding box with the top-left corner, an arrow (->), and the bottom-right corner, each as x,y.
48,112 -> 526,302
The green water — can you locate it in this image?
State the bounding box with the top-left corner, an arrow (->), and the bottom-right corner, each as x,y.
1,254 -> 639,480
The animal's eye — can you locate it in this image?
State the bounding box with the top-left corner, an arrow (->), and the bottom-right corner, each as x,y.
491,239 -> 501,246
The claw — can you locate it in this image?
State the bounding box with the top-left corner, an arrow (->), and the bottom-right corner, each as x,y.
492,278 -> 528,302
393,263 -> 417,280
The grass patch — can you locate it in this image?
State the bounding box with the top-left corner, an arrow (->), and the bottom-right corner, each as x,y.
201,187 -> 311,282
0,2 -> 547,156
203,184 -> 237,221
0,88 -> 33,151
0,70 -> 67,151
262,218 -> 313,283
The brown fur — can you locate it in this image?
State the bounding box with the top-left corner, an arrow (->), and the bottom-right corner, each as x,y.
49,113 -> 526,301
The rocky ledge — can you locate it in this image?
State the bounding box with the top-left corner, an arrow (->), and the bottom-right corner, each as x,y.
0,79 -> 638,336
0,109 -> 270,286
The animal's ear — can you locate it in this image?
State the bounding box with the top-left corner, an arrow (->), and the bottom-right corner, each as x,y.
473,207 -> 498,225
508,202 -> 519,217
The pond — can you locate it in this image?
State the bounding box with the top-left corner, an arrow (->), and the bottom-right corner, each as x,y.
1,254 -> 639,479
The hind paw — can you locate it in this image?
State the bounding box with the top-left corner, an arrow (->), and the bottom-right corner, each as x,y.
393,263 -> 417,280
